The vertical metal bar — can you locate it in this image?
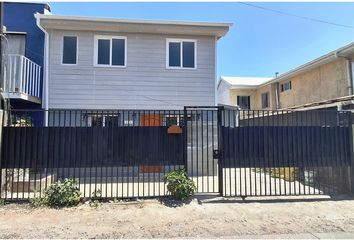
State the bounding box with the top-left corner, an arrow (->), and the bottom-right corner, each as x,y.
324,111 -> 332,195
233,110 -> 237,197
245,110 -> 249,196
201,110 -> 204,192
206,110 -> 210,192
283,110 -> 289,196
128,110 -> 132,198
227,109 -> 231,196
191,109 -> 194,191
122,110 -> 125,198
348,112 -> 354,194
183,107 -> 188,173
218,106 -> 223,196
212,109 -> 215,193
196,109 -> 199,192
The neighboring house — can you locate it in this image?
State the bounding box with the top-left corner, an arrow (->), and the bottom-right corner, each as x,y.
218,41 -> 354,111
217,77 -> 272,109
2,2 -> 51,109
35,14 -> 231,114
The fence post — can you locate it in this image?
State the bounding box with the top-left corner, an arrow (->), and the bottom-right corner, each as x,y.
349,112 -> 354,193
217,106 -> 223,196
0,110 -> 4,198
183,106 -> 188,173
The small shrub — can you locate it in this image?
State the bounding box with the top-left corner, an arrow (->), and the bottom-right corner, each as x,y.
112,198 -> 120,203
89,189 -> 102,208
0,199 -> 5,206
30,195 -> 46,208
31,178 -> 81,208
164,168 -> 196,200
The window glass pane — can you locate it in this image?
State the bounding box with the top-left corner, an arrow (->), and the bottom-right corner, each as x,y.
182,41 -> 195,68
237,96 -> 250,109
112,39 -> 125,66
91,116 -> 103,127
169,42 -> 181,67
262,92 -> 269,109
165,116 -> 178,126
281,81 -> 292,92
63,36 -> 77,64
97,39 -> 110,65
105,116 -> 120,127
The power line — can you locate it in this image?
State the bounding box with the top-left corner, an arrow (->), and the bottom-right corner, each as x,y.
238,2 -> 354,30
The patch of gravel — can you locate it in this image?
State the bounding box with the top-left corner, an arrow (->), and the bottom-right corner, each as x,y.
0,197 -> 354,238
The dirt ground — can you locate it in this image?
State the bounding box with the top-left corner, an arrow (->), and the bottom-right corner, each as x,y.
1,195 -> 354,239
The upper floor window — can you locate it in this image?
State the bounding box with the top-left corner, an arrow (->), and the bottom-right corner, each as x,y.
261,92 -> 270,109
94,36 -> 126,67
280,81 -> 292,92
62,36 -> 77,64
166,39 -> 196,69
237,96 -> 250,109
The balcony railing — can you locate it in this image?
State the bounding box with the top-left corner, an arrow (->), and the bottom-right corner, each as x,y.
4,54 -> 41,102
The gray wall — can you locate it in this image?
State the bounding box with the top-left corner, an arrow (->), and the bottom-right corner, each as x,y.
47,30 -> 216,110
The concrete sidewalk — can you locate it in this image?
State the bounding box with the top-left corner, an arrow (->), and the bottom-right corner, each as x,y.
230,232 -> 354,239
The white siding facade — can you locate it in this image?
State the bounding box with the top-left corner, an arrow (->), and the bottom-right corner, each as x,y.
216,80 -> 231,106
47,30 -> 216,110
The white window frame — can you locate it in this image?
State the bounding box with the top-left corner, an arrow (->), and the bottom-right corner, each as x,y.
86,114 -> 120,127
166,38 -> 197,70
93,35 -> 127,68
61,35 -> 78,65
164,114 -> 180,126
280,81 -> 292,92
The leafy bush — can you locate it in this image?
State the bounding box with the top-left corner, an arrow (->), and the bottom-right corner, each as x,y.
89,189 -> 102,208
30,195 -> 47,208
164,168 -> 196,200
31,178 -> 81,208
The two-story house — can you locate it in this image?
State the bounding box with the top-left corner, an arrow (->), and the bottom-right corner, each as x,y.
35,14 -> 231,126
218,41 -> 354,111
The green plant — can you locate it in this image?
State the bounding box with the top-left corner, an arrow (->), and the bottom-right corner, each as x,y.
31,178 -> 81,208
30,195 -> 46,208
89,189 -> 102,208
0,199 -> 5,206
112,198 -> 120,203
164,168 -> 196,200
11,115 -> 33,127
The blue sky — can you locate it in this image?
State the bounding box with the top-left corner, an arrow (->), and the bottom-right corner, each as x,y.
49,2 -> 354,78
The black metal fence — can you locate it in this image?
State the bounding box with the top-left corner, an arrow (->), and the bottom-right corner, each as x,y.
0,107 -> 353,200
0,109 -> 186,200
220,108 -> 353,197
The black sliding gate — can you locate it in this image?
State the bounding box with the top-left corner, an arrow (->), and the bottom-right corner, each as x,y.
0,107 -> 353,200
219,107 -> 353,197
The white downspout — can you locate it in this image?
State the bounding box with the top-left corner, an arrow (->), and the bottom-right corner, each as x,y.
35,14 -> 49,126
275,82 -> 280,109
335,51 -> 353,96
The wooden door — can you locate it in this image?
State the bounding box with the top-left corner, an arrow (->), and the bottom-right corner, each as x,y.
140,114 -> 162,126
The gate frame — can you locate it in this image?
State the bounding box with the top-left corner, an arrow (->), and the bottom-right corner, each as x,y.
183,106 -> 224,195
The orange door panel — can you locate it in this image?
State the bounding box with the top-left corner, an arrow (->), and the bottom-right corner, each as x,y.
140,114 -> 162,126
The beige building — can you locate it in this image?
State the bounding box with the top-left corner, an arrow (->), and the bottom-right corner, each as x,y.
218,41 -> 354,110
